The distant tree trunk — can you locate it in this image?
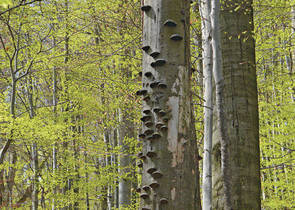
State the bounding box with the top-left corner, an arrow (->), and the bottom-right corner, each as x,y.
212,0 -> 261,209
199,0 -> 213,209
103,131 -> 113,210
118,109 -> 133,208
61,1 -> 71,207
52,62 -> 58,210
27,76 -> 39,210
84,149 -> 90,210
290,6 -> 295,101
139,0 -> 200,209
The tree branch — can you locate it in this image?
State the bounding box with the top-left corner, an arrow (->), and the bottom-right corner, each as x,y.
0,0 -> 42,16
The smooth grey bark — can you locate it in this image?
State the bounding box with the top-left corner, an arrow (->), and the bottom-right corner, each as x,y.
210,0 -> 232,209
118,109 -> 133,208
139,0 -> 200,209
212,0 -> 261,209
199,0 -> 213,209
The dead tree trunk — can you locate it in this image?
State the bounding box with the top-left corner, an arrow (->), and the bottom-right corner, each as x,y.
139,0 -> 200,209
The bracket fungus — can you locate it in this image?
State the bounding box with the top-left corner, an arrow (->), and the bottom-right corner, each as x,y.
144,129 -> 153,136
144,72 -> 153,78
144,121 -> 153,127
146,151 -> 157,158
149,182 -> 159,189
150,82 -> 159,88
143,96 -> 151,102
151,132 -> 161,139
151,171 -> 163,179
158,110 -> 166,117
153,107 -> 161,113
143,109 -> 151,115
147,167 -> 157,174
164,19 -> 177,27
160,198 -> 168,204
140,193 -> 149,199
170,34 -> 183,41
160,125 -> 168,131
141,115 -> 152,122
155,122 -> 165,129
158,83 -> 167,89
142,185 -> 151,191
136,89 -> 148,96
141,5 -> 152,12
150,51 -> 160,58
151,59 -> 166,67
142,45 -> 150,52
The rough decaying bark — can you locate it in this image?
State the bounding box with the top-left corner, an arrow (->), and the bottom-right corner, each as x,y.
212,0 -> 261,209
199,0 -> 213,209
139,0 -> 200,209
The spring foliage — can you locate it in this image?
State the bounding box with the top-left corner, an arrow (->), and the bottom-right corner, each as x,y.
0,0 -> 294,209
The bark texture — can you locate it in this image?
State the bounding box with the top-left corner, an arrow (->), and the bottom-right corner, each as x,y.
212,0 -> 261,209
139,0 -> 200,209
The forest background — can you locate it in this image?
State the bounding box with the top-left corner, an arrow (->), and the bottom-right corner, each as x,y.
0,0 -> 294,209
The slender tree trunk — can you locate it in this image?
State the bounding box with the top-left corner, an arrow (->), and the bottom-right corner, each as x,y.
52,63 -> 58,210
7,151 -> 16,209
84,149 -> 90,210
139,0 -> 200,209
200,0 -> 213,209
27,76 -> 39,210
212,0 -> 261,209
103,131 -> 113,210
118,109 -> 133,208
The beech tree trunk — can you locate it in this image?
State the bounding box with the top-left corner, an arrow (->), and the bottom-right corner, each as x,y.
211,0 -> 232,209
212,0 -> 261,209
199,0 -> 213,209
118,109 -> 133,208
139,0 -> 200,209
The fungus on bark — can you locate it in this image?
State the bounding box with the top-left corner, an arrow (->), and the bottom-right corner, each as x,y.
147,167 -> 157,174
142,45 -> 150,52
140,193 -> 149,199
149,182 -> 159,189
151,171 -> 163,179
151,59 -> 166,67
144,72 -> 153,78
160,198 -> 168,204
150,51 -> 160,58
141,5 -> 152,12
170,34 -> 183,41
164,19 -> 177,27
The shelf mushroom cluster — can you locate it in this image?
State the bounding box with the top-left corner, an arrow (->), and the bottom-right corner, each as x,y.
136,2 -> 185,209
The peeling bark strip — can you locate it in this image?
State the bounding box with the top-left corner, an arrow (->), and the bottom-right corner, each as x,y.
138,0 -> 200,209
